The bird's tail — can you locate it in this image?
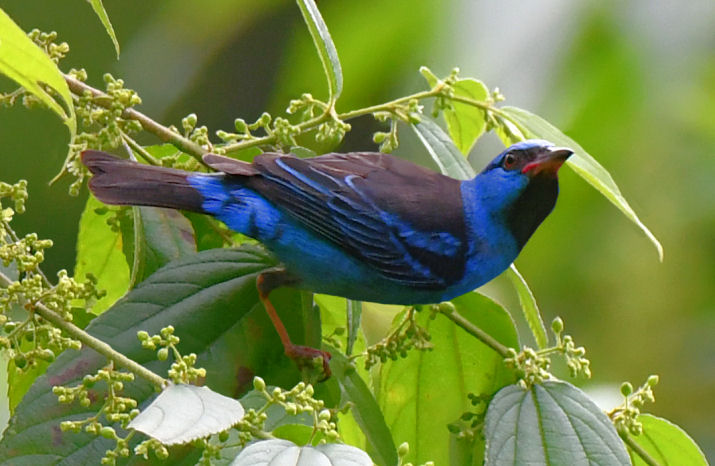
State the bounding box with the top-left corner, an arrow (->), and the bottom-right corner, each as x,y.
82,150 -> 209,213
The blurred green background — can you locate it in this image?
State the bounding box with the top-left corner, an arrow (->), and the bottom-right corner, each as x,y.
1,0 -> 713,460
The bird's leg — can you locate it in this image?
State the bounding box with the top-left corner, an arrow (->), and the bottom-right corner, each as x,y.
256,269 -> 331,378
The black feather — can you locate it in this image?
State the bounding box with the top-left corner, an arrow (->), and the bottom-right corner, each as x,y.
82,151 -> 206,213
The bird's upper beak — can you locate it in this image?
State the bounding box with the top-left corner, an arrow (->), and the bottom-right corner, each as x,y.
522,146 -> 574,176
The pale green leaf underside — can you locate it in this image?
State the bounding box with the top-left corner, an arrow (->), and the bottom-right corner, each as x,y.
86,0 -> 120,57
485,381 -> 630,465
231,439 -> 373,466
0,8 -> 76,136
128,384 -> 244,445
296,0 -> 342,101
500,106 -> 663,261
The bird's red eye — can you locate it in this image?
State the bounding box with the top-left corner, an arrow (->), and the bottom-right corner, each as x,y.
503,153 -> 517,169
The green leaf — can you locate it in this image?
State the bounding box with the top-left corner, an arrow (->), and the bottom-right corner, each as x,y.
232,439 -> 373,466
0,8 -> 76,136
296,0 -> 343,102
74,195 -> 130,314
330,350 -> 397,466
444,78 -> 489,154
628,414 -> 707,466
345,299 -> 361,356
412,117 -> 475,180
377,293 -> 518,465
85,0 -> 120,58
0,247 -> 304,464
506,265 -> 547,349
484,380 -> 630,465
128,384 -> 244,445
498,106 -> 663,261
128,206 -> 196,286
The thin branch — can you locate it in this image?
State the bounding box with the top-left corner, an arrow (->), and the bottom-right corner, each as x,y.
63,74 -> 207,161
0,271 -> 167,389
619,431 -> 661,466
438,307 -> 511,358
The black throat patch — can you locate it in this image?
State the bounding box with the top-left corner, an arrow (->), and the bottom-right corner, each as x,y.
506,176 -> 559,251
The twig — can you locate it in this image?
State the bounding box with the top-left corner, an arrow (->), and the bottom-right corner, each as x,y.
0,271 -> 167,389
619,430 -> 661,466
437,307 -> 511,358
63,73 -> 207,161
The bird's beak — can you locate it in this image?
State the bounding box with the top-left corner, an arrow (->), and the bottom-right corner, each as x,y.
522,147 -> 574,176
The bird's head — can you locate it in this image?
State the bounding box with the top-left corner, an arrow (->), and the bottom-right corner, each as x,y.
474,139 -> 573,249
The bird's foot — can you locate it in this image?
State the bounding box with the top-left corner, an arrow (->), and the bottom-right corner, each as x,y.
285,344 -> 332,381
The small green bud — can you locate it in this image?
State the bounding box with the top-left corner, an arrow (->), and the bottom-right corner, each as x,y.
318,409 -> 331,421
13,354 -> 26,369
647,375 -> 659,387
398,442 -> 410,457
157,348 -> 169,361
100,426 -> 116,439
219,430 -> 229,442
438,301 -> 456,314
551,317 -> 564,334
620,382 -> 633,397
234,118 -> 248,133
137,331 -> 149,341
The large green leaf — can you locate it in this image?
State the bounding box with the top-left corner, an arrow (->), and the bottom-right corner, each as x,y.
128,206 -> 196,286
74,195 -> 130,314
499,106 -> 663,260
628,414 -> 707,466
86,0 -> 120,57
376,293 -> 518,465
296,0 -> 342,102
0,8 -> 76,136
484,380 -> 629,465
0,247 -> 307,465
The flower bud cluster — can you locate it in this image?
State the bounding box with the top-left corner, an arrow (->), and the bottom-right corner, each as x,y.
610,375 -> 659,436
0,182 -> 102,371
365,307 -> 432,369
137,326 -> 206,383
55,364 -> 140,465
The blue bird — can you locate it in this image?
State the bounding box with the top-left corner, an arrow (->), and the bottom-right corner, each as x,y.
82,140 -> 572,373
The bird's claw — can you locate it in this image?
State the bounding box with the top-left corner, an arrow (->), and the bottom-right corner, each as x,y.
285,344 -> 332,381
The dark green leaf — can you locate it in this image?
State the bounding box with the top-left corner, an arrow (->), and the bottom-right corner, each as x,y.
444,78 -> 489,154
0,247 -> 305,464
86,0 -> 120,57
628,414 -> 707,466
498,106 -> 663,260
330,349 -> 397,466
0,8 -> 76,136
377,293 -> 518,465
129,206 -> 196,286
74,195 -> 130,314
506,265 -> 547,349
412,117 -> 475,180
484,380 -> 629,465
296,0 -> 343,101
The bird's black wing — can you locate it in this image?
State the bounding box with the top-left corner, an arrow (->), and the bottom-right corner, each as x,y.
236,152 -> 469,289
